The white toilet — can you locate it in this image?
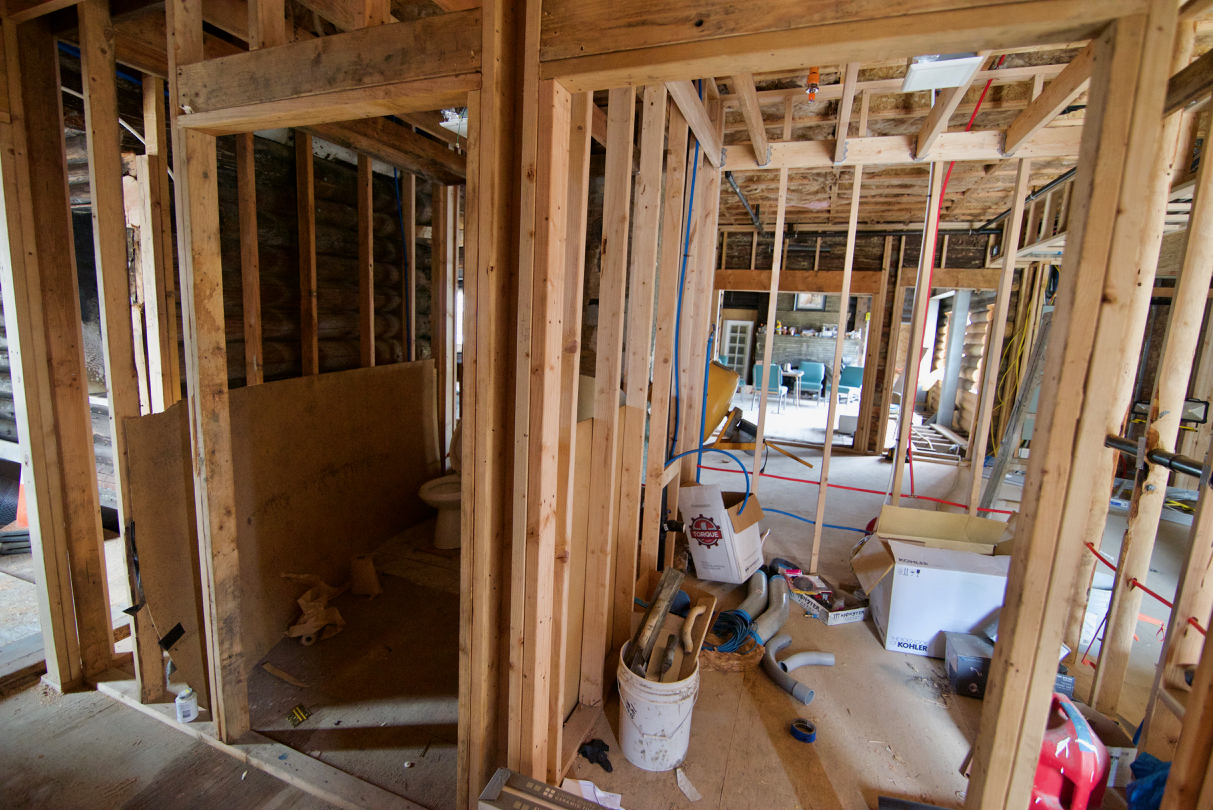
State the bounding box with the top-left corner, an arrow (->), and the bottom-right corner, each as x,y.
419,422 -> 463,549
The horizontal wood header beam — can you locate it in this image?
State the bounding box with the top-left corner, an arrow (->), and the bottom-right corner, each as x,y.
176,11 -> 480,133
716,266 -> 1000,293
540,0 -> 1141,93
1004,39 -> 1093,155
724,127 -> 1082,171
302,117 -> 466,185
1165,46 -> 1213,116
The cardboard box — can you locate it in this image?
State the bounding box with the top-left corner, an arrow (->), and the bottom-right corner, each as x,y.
853,507 -> 1013,658
1076,702 -> 1136,789
791,576 -> 869,626
945,632 -> 994,698
679,484 -> 764,584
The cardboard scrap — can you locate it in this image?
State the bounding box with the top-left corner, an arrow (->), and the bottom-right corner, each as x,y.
559,779 -> 624,809
676,768 -> 702,802
282,574 -> 348,642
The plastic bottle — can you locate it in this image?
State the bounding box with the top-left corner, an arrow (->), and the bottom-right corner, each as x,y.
176,686 -> 199,723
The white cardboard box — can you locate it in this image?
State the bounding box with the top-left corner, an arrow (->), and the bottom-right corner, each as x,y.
852,506 -> 1014,658
678,483 -> 764,585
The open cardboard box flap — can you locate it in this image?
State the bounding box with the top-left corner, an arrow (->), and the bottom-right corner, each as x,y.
853,505 -> 1017,594
720,490 -> 764,534
875,504 -> 1016,555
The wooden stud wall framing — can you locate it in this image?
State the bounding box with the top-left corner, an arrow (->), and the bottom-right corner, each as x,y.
612,85 -> 668,655
1063,18 -> 1198,663
966,7 -> 1179,806
434,184 -> 457,463
967,159 -> 1031,511
237,133 -> 264,385
639,104 -> 690,575
358,154 -> 375,368
297,131 -> 318,376
402,171 -> 417,361
166,0 -> 250,742
140,74 -> 180,409
20,2 -> 1213,809
578,86 -> 634,708
79,0 -> 164,699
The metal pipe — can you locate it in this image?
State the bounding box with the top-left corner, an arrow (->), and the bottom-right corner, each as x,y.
1104,433 -> 1208,481
978,168 -> 1078,231
755,227 -> 1002,240
725,172 -> 763,234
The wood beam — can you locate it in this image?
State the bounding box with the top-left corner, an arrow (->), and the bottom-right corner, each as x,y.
400,171 -> 416,360
890,163 -> 943,502
666,80 -> 722,168
968,159 -> 1030,511
640,103 -> 689,574
965,8 -> 1179,806
751,98 -> 791,498
4,0 -> 78,25
612,84 -> 667,656
578,86 -> 634,706
175,12 -> 481,133
1092,103 -> 1213,716
726,127 -> 1083,171
1004,40 -> 1093,155
1063,19 -> 1196,667
548,90 -> 592,782
916,51 -> 991,160
590,102 -> 607,146
540,0 -> 1138,92
302,116 -> 467,185
247,0 -> 286,47
139,74 -> 180,410
434,184 -> 456,460
834,62 -> 858,165
296,132 -> 318,375
236,134 -> 263,385
0,17 -> 95,690
810,164 -> 861,572
731,72 -> 768,166
357,153 -> 375,368
1166,45 -> 1213,116
166,0 -> 250,741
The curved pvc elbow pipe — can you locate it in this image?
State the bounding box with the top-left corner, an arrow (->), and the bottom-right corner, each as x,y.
753,574 -> 789,644
762,634 -> 814,706
779,651 -> 836,671
736,570 -> 768,620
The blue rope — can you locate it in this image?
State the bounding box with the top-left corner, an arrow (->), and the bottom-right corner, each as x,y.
762,507 -> 867,534
58,42 -> 146,88
702,608 -> 760,653
393,169 -> 412,359
668,447 -> 751,513
670,80 -> 705,462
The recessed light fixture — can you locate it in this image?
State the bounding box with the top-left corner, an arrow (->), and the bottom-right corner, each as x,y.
901,53 -> 985,93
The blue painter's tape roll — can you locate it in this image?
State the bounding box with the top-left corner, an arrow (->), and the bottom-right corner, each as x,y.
790,718 -> 817,743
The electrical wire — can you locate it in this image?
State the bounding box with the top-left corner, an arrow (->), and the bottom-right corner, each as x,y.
668,447 -> 751,512
762,506 -> 867,534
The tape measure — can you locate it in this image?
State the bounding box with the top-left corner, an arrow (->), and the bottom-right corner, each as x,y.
790,718 -> 817,743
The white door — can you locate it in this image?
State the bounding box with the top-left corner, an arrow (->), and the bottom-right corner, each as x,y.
721,320 -> 753,376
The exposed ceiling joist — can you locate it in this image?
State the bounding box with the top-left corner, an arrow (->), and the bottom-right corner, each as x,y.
1004,40 -> 1093,155
667,80 -> 722,168
916,50 -> 992,160
731,72 -> 770,166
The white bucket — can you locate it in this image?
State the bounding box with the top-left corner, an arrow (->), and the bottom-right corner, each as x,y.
617,645 -> 700,772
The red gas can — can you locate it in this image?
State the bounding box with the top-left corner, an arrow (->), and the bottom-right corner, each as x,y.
1032,693 -> 1109,810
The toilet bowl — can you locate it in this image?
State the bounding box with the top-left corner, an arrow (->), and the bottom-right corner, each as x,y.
419,474 -> 462,549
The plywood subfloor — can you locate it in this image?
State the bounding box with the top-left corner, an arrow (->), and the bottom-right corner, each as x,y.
570,590 -> 979,810
248,518 -> 459,810
0,679 -> 334,809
